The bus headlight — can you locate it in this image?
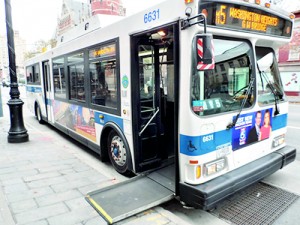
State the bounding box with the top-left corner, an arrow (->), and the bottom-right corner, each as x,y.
204,158 -> 226,176
272,134 -> 285,148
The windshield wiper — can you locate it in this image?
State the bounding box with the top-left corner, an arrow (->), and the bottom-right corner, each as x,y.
227,77 -> 255,129
257,64 -> 280,116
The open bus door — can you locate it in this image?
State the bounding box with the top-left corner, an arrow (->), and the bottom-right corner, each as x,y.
130,23 -> 181,175
131,23 -> 179,174
86,23 -> 179,224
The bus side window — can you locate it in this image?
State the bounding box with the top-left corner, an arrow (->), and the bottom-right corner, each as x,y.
90,58 -> 117,109
53,57 -> 66,99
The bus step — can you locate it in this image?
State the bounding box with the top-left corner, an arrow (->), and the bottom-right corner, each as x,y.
141,135 -> 158,140
139,158 -> 161,168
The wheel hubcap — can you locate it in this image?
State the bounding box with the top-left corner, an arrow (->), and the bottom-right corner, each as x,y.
110,136 -> 126,167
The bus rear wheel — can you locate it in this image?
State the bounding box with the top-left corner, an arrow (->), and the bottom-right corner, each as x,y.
107,130 -> 130,175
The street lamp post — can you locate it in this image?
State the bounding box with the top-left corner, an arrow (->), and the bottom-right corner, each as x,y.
4,0 -> 29,143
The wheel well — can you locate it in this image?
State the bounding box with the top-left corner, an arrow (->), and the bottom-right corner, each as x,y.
100,126 -> 112,162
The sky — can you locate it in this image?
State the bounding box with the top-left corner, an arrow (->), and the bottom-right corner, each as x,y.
0,0 -> 300,48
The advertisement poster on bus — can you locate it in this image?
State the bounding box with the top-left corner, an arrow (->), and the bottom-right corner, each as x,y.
53,101 -> 96,142
232,108 -> 273,150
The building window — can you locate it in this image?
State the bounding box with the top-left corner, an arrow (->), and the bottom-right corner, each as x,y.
288,48 -> 300,61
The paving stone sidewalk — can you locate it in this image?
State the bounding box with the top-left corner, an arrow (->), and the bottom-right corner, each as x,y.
0,90 -> 187,225
0,113 -> 115,225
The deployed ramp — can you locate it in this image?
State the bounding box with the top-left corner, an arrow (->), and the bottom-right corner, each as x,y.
86,166 -> 175,224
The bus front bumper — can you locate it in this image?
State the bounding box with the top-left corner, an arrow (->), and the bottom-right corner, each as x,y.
179,145 -> 296,210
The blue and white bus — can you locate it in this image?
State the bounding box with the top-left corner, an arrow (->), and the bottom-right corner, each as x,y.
25,0 -> 296,223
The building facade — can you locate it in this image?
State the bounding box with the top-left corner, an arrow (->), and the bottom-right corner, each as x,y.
56,0 -> 125,38
90,0 -> 125,16
57,0 -> 91,36
278,10 -> 300,96
0,31 -> 26,83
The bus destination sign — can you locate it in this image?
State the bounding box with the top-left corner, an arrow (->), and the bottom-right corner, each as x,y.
201,3 -> 292,37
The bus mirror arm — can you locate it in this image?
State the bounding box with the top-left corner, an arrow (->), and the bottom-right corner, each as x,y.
181,13 -> 207,32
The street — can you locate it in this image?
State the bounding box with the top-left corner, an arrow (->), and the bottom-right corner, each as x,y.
0,85 -> 299,225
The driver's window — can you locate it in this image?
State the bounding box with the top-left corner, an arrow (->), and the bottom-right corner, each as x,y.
191,38 -> 253,116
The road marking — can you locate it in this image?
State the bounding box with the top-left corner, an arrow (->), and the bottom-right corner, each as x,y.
287,126 -> 300,130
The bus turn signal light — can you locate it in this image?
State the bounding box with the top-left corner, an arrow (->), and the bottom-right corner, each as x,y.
189,160 -> 198,164
196,166 -> 201,179
290,14 -> 295,19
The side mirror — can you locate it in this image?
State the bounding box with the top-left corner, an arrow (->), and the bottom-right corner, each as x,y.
196,34 -> 214,70
257,52 -> 274,72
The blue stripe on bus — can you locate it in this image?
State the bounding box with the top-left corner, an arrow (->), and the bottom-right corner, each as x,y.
26,86 -> 42,93
180,129 -> 232,156
272,113 -> 287,130
94,112 -> 123,131
180,113 -> 288,156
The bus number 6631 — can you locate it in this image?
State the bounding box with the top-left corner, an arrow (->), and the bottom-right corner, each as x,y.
144,9 -> 160,24
203,134 -> 214,142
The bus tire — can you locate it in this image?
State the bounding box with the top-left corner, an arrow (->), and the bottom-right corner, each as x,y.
107,130 -> 131,175
36,104 -> 44,124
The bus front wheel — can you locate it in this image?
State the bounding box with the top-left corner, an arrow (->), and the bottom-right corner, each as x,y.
36,104 -> 44,124
107,130 -> 130,175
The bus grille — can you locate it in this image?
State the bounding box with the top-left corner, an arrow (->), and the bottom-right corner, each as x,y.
212,182 -> 298,225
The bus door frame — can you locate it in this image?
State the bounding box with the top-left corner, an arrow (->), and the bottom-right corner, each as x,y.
42,60 -> 53,123
130,22 -> 180,194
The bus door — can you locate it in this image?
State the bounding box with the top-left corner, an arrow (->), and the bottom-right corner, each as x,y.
42,61 -> 53,123
131,23 -> 179,173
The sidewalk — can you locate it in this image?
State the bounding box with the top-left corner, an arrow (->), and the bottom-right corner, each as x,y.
286,95 -> 300,103
0,99 -> 187,225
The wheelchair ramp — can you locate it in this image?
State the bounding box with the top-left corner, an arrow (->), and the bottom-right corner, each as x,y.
86,166 -> 175,224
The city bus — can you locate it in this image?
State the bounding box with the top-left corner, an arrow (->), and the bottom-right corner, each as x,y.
25,0 -> 296,223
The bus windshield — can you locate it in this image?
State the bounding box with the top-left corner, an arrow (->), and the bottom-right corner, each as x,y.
191,38 -> 253,116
